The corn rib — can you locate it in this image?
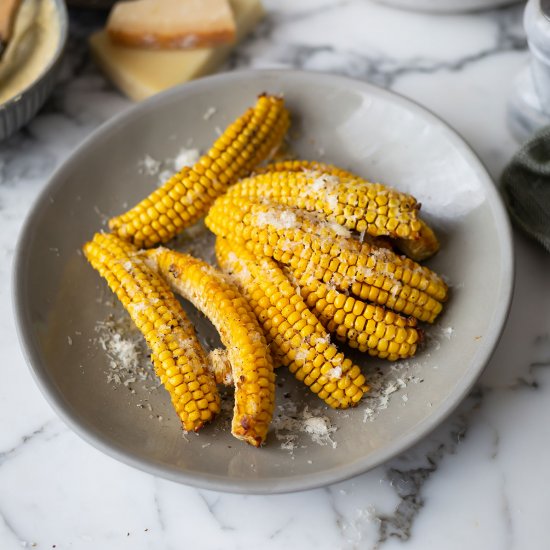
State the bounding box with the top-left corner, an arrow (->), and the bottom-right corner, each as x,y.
147,248 -> 275,447
230,168 -> 421,241
83,233 -> 220,432
205,196 -> 447,323
251,160 -> 440,260
284,268 -> 420,360
216,237 -> 369,409
109,94 -> 290,248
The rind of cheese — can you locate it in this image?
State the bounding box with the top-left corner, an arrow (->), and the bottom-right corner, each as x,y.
90,0 -> 264,101
107,0 -> 236,50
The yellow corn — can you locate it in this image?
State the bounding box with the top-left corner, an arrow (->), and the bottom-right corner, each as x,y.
216,237 -> 369,409
146,248 -> 275,447
109,94 -> 290,248
252,160 -> 440,260
83,233 -> 219,432
205,196 -> 447,323
253,160 -> 356,178
284,268 -> 420,360
230,168 -> 421,240
396,219 -> 440,262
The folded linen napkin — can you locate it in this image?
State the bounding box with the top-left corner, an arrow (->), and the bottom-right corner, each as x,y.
501,125 -> 550,253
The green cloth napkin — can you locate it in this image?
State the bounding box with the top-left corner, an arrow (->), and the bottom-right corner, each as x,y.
501,126 -> 550,253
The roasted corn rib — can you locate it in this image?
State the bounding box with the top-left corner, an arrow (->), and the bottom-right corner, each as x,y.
230,167 -> 421,239
205,196 -> 447,323
83,233 -> 220,432
251,160 -> 439,260
283,268 -> 420,360
109,94 -> 290,248
146,248 -> 275,446
216,238 -> 369,409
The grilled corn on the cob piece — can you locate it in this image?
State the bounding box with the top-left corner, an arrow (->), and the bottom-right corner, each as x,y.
230,168 -> 421,240
83,233 -> 220,432
109,94 -> 290,248
146,248 -> 275,447
216,238 -> 369,409
205,196 -> 447,322
251,160 -> 440,260
284,268 -> 420,360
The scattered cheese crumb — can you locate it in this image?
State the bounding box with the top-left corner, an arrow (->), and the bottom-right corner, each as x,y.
328,222 -> 351,238
273,405 -> 337,450
256,210 -> 297,230
203,106 -> 217,120
326,366 -> 342,380
157,169 -> 172,184
138,154 -> 161,176
173,148 -> 200,171
96,317 -> 156,389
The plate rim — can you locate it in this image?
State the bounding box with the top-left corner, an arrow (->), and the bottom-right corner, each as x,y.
371,0 -> 521,13
13,68 -> 515,494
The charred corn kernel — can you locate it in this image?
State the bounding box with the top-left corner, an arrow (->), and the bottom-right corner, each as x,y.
205,196 -> 447,323
82,233 -> 219,432
216,237 -> 368,409
285,268 -> 420,360
146,248 -> 276,447
396,219 -> 441,262
226,168 -> 422,241
109,94 -> 290,248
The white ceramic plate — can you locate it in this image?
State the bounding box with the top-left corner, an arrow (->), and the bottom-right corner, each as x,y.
14,70 -> 513,493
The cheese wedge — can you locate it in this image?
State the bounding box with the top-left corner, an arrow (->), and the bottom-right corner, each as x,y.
107,0 -> 236,50
90,0 -> 264,101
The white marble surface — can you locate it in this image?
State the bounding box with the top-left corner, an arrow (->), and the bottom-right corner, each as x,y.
1,1 -> 550,549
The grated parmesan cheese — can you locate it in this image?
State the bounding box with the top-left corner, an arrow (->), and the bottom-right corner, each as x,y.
136,147 -> 203,187
203,106 -> 217,120
273,404 -> 338,451
95,317 -> 156,389
173,148 -> 200,171
326,366 -> 342,380
256,210 -> 297,230
138,154 -> 161,176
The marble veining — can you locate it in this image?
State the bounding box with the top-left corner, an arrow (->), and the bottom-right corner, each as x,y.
1,1 -> 549,549
231,2 -> 526,88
